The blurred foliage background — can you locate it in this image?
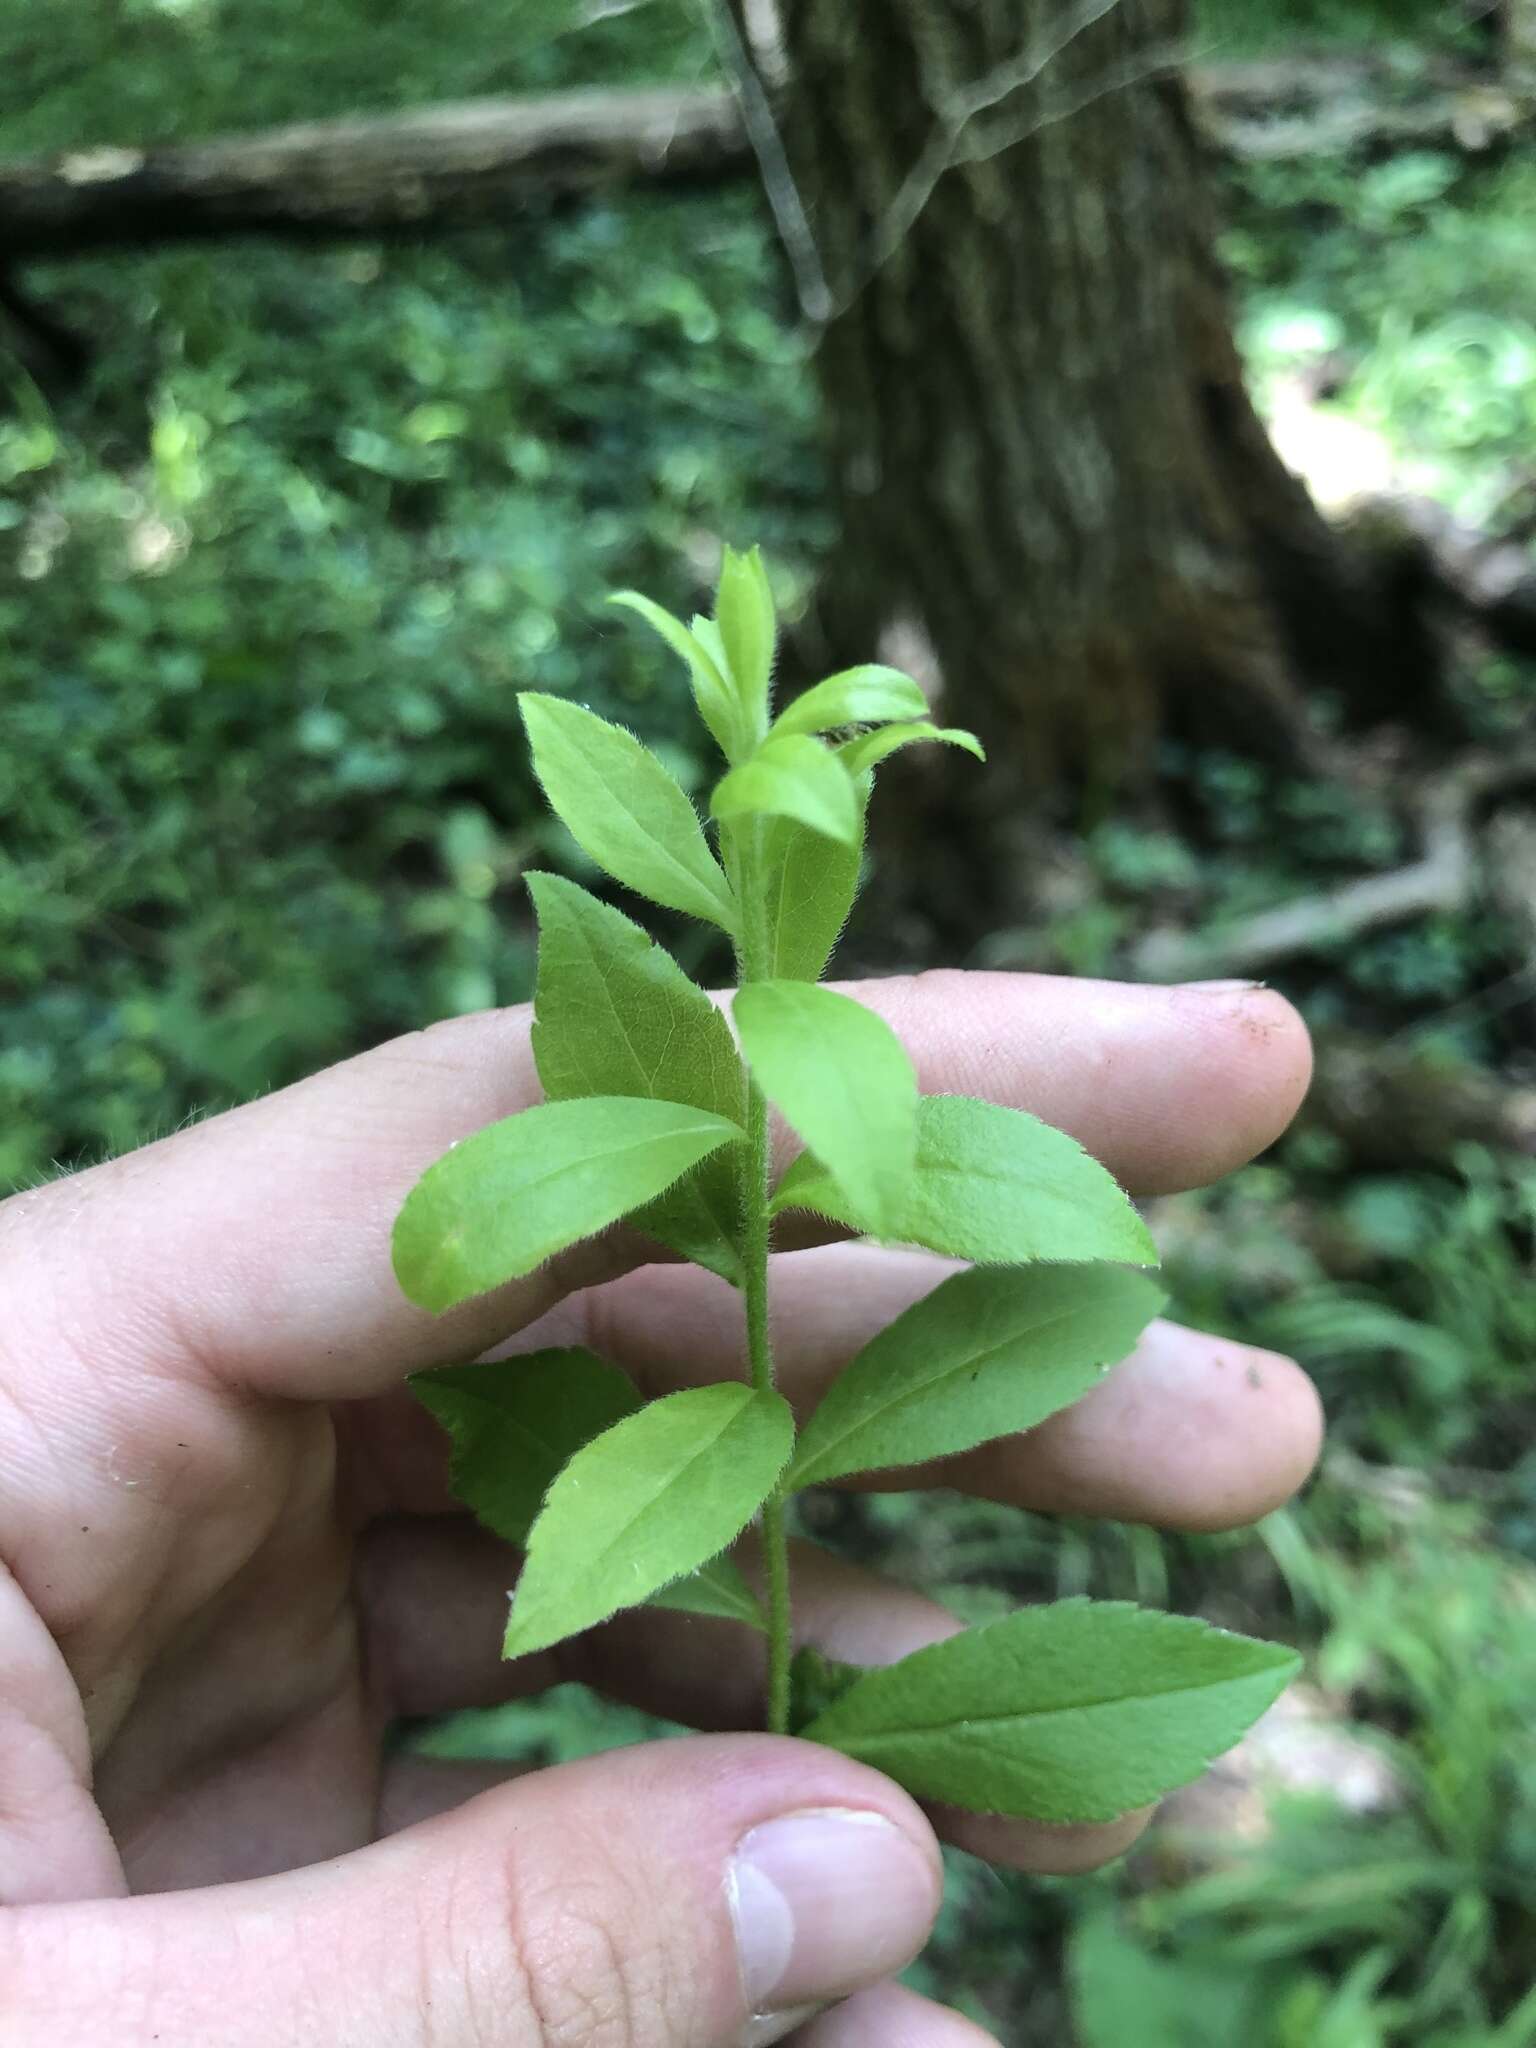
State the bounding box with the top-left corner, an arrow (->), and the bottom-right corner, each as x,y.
4,0 -> 1536,2041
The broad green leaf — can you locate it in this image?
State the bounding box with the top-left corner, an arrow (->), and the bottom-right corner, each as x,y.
504,1383 -> 794,1657
713,735 -> 860,848
412,1348 -> 640,1546
528,872 -> 746,1283
412,1350 -> 764,1629
786,1265 -> 1165,1491
734,981 -> 916,1236
715,544 -> 776,726
771,1095 -> 1157,1269
840,720 -> 985,775
393,1096 -> 745,1312
771,666 -> 928,739
761,811 -> 865,983
519,694 -> 736,932
801,1600 -> 1300,1822
610,591 -> 743,760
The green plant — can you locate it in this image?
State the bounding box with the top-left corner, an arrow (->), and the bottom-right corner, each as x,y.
385,549 -> 1299,1821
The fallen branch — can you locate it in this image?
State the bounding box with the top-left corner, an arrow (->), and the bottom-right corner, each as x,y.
1305,1031 -> 1536,1167
0,55 -> 1528,262
0,88 -> 747,258
1190,54 -> 1528,158
1130,748 -> 1536,982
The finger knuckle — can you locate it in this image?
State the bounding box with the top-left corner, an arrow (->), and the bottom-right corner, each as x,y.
472,1831 -> 682,2048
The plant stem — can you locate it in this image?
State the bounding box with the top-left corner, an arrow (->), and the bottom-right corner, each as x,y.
732,817 -> 794,1736
743,1078 -> 793,1734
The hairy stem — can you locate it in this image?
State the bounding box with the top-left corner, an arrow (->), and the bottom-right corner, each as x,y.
733,817 -> 794,1736
744,1078 -> 793,1734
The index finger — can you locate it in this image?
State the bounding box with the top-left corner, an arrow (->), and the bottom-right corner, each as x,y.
0,974 -> 1308,1402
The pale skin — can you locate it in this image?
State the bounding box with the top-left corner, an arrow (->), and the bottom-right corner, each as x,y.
0,971 -> 1321,2047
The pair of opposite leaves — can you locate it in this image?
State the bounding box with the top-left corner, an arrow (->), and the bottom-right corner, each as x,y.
393,872 -> 1298,1823
392,860 -> 1159,1312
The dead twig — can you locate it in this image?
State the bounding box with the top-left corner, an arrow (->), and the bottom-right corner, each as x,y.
1131,748 -> 1536,983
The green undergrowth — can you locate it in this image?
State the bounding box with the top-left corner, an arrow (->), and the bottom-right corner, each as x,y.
0,197 -> 817,1182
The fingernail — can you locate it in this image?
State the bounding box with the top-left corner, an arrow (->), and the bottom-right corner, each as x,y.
1180,978 -> 1268,993
728,1808 -> 937,2021
742,2008 -> 821,2047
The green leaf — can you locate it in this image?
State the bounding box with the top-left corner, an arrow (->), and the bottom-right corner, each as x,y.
393,1096 -> 745,1312
840,721 -> 985,775
504,1383 -> 794,1658
528,873 -> 746,1283
734,981 -> 916,1237
519,693 -> 736,932
649,1554 -> 767,1630
771,666 -> 928,739
761,812 -> 865,983
771,1094 -> 1157,1269
610,591 -> 743,760
714,734 -> 860,847
690,614 -> 730,681
1070,1913 -> 1273,2048
786,1265 -> 1165,1491
715,544 -> 776,726
801,1601 -> 1300,1822
789,1646 -> 868,1734
411,1350 -> 763,1630
412,1348 -> 639,1546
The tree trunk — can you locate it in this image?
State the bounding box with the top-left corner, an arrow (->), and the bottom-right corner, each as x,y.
757,0 -> 1387,851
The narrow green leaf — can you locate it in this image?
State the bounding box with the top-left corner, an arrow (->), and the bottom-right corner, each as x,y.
393,1096 -> 745,1312
734,981 -> 916,1237
411,1350 -> 763,1630
519,693 -> 736,932
788,1645 -> 868,1734
528,872 -> 746,1283
786,1265 -> 1165,1491
802,1601 -> 1300,1821
610,591 -> 743,760
504,1383 -> 794,1658
761,811 -> 865,983
713,734 -> 860,846
650,1555 -> 767,1630
771,666 -> 928,739
840,721 -> 985,775
715,544 -> 776,726
771,1094 -> 1158,1269
691,614 -> 730,680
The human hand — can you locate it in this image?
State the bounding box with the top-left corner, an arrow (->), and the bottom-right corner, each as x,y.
0,971 -> 1318,2046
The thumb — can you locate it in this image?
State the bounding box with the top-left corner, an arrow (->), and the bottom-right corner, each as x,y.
2,1735 -> 942,2048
